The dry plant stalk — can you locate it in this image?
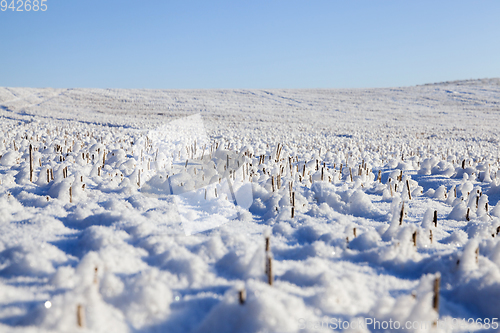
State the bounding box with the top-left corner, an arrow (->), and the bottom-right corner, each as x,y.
266,255 -> 273,286
433,210 -> 438,227
77,304 -> 85,328
399,202 -> 405,225
412,231 -> 417,247
29,144 -> 33,183
239,289 -> 246,305
264,235 -> 273,285
406,179 -> 412,200
433,274 -> 440,314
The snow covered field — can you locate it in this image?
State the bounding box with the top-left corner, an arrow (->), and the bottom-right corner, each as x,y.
1,78 -> 500,332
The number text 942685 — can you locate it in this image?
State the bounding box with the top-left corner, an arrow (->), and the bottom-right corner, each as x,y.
1,0 -> 47,12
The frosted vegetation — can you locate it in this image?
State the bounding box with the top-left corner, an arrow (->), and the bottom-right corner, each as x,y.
0,79 -> 500,332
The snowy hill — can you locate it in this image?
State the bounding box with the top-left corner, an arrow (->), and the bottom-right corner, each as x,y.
1,80 -> 500,332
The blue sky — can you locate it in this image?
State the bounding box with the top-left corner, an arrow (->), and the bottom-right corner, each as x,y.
1,0 -> 499,89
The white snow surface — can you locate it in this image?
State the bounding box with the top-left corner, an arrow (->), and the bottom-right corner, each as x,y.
0,79 -> 500,332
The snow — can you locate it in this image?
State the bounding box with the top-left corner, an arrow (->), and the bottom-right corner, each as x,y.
1,79 -> 500,332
